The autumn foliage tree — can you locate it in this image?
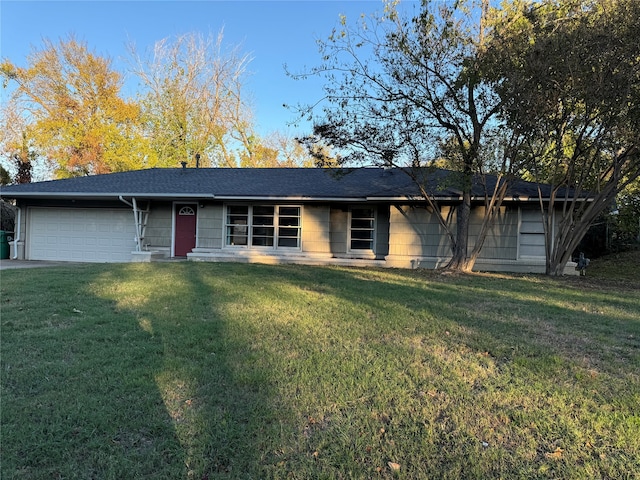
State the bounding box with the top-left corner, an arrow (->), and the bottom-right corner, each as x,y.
128,31 -> 256,168
1,36 -> 150,178
238,131 -> 316,167
2,32 -> 308,175
0,99 -> 35,183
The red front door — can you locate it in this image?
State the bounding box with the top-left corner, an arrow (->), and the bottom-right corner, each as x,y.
174,204 -> 197,257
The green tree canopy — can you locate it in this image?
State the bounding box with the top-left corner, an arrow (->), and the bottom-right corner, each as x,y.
487,0 -> 640,274
128,31 -> 255,168
291,0 -> 520,272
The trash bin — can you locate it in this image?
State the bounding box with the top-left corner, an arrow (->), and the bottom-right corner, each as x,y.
0,231 -> 12,259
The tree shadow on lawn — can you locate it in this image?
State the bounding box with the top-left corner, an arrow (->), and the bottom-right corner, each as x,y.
0,266 -> 184,479
253,264 -> 640,477
91,262 -> 286,478
2,263 -> 287,479
3,262 -> 638,479
215,263 -> 640,478
294,265 -> 640,378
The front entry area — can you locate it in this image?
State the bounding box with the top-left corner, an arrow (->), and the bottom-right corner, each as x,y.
174,204 -> 197,257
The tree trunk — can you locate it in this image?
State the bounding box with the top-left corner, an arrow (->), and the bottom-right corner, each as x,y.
446,192 -> 472,271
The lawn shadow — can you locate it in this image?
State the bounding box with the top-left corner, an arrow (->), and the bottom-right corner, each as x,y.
285,264 -> 640,378
91,262 -> 285,478
0,265 -> 185,478
235,263 -> 640,477
3,262 -> 638,479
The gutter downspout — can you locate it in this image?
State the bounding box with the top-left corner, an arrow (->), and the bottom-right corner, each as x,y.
12,205 -> 21,259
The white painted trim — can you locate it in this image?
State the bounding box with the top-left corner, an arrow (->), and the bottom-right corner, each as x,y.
347,205 -> 377,255
221,203 -> 303,252
11,205 -> 21,259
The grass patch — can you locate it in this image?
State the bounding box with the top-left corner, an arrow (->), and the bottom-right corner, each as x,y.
1,261 -> 639,479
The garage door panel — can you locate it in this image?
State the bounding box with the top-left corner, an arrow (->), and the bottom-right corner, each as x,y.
28,208 -> 136,262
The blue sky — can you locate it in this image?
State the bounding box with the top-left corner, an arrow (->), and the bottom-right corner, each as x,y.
1,0 -> 394,137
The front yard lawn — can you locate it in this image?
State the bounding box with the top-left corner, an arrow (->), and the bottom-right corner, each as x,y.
1,262 -> 639,479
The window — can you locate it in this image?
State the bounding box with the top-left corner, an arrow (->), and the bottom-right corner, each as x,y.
519,209 -> 546,258
225,205 -> 301,249
277,206 -> 301,247
252,206 -> 275,246
350,207 -> 375,251
178,206 -> 195,216
226,206 -> 248,246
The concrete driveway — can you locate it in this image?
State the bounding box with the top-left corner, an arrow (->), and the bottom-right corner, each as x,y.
0,259 -> 80,270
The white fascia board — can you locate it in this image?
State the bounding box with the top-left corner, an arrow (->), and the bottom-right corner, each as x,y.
214,195 -> 369,202
367,196 -> 460,202
368,195 -> 588,203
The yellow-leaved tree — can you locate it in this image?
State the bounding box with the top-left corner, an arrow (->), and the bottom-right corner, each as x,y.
1,36 -> 152,178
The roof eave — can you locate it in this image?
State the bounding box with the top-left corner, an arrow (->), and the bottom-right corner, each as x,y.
0,192 -> 216,200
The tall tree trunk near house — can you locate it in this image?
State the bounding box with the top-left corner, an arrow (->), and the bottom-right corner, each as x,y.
447,192 -> 472,271
291,1 -> 508,275
466,177 -> 511,271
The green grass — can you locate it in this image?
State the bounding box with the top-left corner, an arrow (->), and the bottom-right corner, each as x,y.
1,259 -> 639,479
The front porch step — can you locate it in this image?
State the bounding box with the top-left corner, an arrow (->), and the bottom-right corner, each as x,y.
187,250 -> 386,268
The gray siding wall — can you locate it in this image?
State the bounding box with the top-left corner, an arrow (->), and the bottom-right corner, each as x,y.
145,203 -> 172,249
469,206 -> 518,260
197,203 -> 223,249
329,207 -> 348,256
144,200 -> 522,261
388,204 -> 519,260
146,202 -> 223,250
375,205 -> 390,258
302,205 -> 331,254
388,205 -> 452,257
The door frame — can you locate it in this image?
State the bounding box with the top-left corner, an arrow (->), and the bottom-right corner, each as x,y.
172,201 -> 198,257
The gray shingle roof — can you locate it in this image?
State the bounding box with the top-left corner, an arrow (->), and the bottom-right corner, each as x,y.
0,167 -> 558,201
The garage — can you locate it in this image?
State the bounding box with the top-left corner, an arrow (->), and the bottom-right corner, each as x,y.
27,208 -> 136,262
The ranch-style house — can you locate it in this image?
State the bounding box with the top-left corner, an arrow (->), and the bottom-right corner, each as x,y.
0,166 -> 579,274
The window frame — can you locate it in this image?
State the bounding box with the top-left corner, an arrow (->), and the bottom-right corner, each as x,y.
224,204 -> 302,251
518,207 -> 549,259
348,206 -> 377,253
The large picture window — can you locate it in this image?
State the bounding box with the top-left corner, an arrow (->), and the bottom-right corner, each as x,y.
349,207 -> 376,251
225,205 -> 301,249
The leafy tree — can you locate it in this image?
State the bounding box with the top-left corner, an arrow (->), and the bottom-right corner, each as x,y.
0,166 -> 12,185
239,131 -> 316,167
295,133 -> 343,168
291,0 -> 524,272
267,132 -> 315,168
0,200 -> 15,232
238,136 -> 281,167
1,36 -> 150,178
0,99 -> 34,183
613,177 -> 640,246
489,0 -> 640,274
129,32 -> 254,167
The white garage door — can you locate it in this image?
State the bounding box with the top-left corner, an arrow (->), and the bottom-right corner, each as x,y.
28,208 -> 136,262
